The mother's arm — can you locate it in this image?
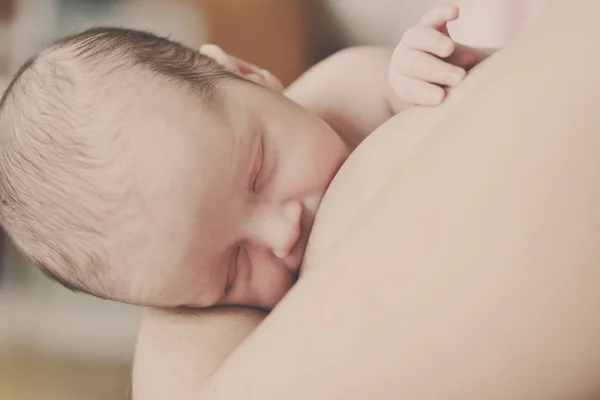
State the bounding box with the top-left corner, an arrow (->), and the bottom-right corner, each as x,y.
132,307 -> 264,400
198,1 -> 600,398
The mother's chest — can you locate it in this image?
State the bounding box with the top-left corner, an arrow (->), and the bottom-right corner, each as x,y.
302,104 -> 450,273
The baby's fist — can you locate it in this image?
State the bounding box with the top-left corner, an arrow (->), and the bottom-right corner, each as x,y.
389,5 -> 466,106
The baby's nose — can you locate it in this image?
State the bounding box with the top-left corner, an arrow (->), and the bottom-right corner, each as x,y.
266,201 -> 302,260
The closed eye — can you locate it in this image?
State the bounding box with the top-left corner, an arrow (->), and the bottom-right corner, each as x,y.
252,138 -> 263,192
225,246 -> 241,294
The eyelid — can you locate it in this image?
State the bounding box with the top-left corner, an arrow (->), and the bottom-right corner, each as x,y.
225,246 -> 240,294
251,137 -> 264,192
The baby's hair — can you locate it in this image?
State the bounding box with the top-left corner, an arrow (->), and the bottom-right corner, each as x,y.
0,27 -> 237,298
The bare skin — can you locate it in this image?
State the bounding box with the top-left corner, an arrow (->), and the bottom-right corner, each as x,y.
201,2 -> 600,398
135,1 -> 600,399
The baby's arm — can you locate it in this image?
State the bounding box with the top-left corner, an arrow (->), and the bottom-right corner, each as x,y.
286,5 -> 495,147
284,46 -> 408,148
132,307 -> 264,400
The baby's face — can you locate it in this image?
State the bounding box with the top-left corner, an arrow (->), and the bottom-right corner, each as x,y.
117,79 -> 348,310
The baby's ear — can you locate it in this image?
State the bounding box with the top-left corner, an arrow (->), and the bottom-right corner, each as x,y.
199,44 -> 284,92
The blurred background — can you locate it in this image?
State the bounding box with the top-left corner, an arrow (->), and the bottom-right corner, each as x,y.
0,0 -> 433,399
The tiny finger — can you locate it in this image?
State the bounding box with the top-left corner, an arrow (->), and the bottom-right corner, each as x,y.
389,73 -> 446,106
419,4 -> 459,28
402,25 -> 456,58
199,44 -> 236,70
395,48 -> 466,87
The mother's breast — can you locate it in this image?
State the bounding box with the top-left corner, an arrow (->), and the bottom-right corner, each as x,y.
301,65 -> 489,275
302,106 -> 445,274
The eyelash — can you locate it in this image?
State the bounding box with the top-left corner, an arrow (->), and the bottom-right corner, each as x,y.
252,139 -> 263,192
225,246 -> 241,294
234,246 -> 242,265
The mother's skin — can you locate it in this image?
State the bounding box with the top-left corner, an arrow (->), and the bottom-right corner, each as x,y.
134,1 -> 600,398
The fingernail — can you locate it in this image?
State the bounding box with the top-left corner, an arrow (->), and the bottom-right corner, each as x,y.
448,68 -> 466,86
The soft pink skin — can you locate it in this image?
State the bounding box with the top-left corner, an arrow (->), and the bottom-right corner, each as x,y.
389,0 -> 547,107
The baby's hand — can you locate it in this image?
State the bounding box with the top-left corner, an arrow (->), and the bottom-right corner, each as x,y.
200,44 -> 284,92
389,5 -> 488,106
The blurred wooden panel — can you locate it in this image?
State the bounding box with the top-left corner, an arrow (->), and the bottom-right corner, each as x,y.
198,0 -> 318,86
0,0 -> 15,21
0,349 -> 130,400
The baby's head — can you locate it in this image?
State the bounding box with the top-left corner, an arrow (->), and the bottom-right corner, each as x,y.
0,28 -> 347,309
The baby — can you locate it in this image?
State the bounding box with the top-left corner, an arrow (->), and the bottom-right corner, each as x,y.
0,5 -> 487,310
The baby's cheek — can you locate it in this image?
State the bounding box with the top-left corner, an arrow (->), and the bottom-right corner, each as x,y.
303,145 -> 347,189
